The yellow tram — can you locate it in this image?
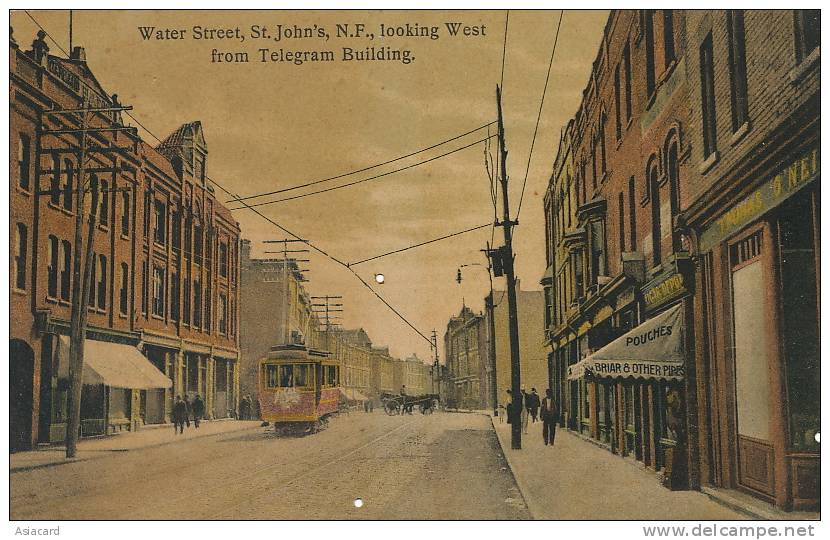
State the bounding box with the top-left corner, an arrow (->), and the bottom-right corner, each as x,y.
257,344 -> 341,434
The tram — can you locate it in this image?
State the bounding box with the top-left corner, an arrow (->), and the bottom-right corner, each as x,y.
257,344 -> 341,435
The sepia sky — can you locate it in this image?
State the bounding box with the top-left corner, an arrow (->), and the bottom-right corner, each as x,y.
12,9 -> 608,362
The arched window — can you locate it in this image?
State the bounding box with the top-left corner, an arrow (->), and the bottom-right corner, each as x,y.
47,235 -> 59,298
121,189 -> 131,236
63,160 -> 74,211
648,159 -> 662,265
89,174 -> 99,218
666,139 -> 681,251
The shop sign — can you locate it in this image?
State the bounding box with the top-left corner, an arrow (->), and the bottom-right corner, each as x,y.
700,147 -> 819,252
643,272 -> 686,311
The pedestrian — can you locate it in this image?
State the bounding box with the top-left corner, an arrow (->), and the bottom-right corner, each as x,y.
242,395 -> 252,420
173,395 -> 187,435
541,388 -> 558,446
183,395 -> 192,428
529,388 -> 540,423
505,389 -> 513,424
519,387 -> 529,434
192,394 -> 205,429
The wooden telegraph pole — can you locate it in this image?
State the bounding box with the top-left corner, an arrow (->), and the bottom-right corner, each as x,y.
39,99 -> 135,458
495,85 -> 523,450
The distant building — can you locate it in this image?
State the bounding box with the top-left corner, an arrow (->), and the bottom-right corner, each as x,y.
443,306 -> 488,410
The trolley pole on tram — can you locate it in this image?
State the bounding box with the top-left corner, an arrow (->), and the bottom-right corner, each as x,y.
495,85 -> 523,450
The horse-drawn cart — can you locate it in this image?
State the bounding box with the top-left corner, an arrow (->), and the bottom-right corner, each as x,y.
380,393 -> 439,415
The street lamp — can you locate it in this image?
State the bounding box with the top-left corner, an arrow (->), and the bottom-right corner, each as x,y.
454,260 -> 498,417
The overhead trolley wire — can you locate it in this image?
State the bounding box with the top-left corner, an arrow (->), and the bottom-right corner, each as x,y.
227,121 -> 497,203
227,135 -> 497,210
516,10 -> 564,220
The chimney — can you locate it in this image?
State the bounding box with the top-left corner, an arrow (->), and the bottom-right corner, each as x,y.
30,30 -> 49,65
70,46 -> 86,61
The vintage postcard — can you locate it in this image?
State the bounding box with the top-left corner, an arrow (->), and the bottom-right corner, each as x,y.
7,6 -> 821,528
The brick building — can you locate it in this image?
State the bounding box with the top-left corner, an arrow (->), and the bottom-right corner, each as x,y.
543,10 -> 819,512
443,305 -> 488,410
10,31 -> 240,451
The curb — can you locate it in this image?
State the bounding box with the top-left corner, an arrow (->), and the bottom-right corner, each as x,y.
489,415 -> 538,519
10,422 -> 261,474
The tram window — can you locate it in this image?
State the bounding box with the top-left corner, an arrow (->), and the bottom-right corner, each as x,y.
294,364 -> 310,387
328,366 -> 338,386
279,365 -> 293,387
265,365 -> 279,388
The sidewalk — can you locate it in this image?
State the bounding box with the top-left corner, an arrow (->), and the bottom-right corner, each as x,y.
11,419 -> 262,473
491,416 -> 746,520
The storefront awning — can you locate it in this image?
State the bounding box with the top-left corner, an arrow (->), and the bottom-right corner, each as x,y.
58,336 -> 173,389
567,304 -> 685,381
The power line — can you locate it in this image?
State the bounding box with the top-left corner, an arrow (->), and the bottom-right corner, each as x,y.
349,223 -> 491,267
24,11 -> 70,56
21,11 -> 451,347
227,135 -> 496,210
516,10 -> 564,220
228,121 -> 496,203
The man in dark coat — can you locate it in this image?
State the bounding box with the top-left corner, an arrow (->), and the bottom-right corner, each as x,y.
541,388 -> 558,446
192,394 -> 205,428
183,395 -> 192,427
529,388 -> 541,423
173,395 -> 188,435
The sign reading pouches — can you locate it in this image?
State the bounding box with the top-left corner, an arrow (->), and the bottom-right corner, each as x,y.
583,304 -> 684,381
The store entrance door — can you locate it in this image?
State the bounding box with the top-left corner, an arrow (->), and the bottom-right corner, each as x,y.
730,229 -> 775,500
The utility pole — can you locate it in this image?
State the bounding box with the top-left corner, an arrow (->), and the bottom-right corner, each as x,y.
481,242 -> 498,417
263,239 -> 307,344
311,295 -> 343,351
496,85 -> 523,450
38,98 -> 135,458
430,330 -> 439,397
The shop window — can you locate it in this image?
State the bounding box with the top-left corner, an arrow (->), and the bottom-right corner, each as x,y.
778,190 -> 819,451
794,10 -> 820,63
60,240 -> 72,301
700,33 -> 718,158
14,223 -> 28,290
17,133 -> 31,191
727,11 -> 749,132
47,235 -> 59,298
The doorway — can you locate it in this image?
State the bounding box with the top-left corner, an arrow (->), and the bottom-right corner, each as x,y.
10,339 -> 35,452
